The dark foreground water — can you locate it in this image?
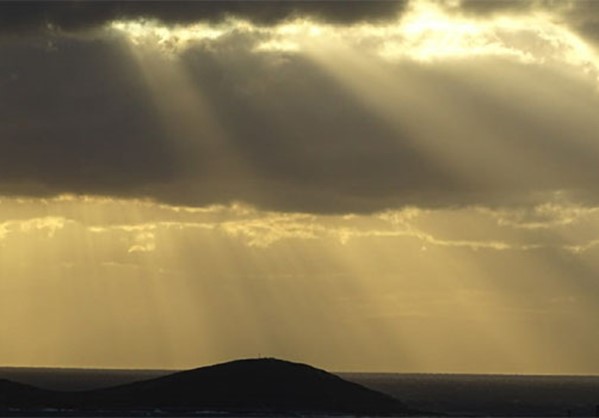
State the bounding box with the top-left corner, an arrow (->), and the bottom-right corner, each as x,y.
1,367 -> 598,417
343,373 -> 599,417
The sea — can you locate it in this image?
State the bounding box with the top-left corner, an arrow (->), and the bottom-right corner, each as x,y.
1,367 -> 599,417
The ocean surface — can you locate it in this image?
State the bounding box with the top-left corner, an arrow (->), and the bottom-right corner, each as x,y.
1,367 -> 598,417
343,373 -> 599,417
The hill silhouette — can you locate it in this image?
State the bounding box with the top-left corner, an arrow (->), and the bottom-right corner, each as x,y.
0,358 -> 414,416
0,379 -> 52,408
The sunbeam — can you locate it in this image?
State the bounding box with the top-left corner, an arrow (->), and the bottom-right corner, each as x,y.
3,0 -> 599,377
0,195 -> 599,372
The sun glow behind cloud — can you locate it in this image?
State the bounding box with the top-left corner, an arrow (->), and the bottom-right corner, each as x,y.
103,0 -> 599,210
109,0 -> 599,81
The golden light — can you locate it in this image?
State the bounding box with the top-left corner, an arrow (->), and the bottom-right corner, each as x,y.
5,0 -> 599,374
108,1 -> 599,78
1,194 -> 598,372
110,20 -> 228,54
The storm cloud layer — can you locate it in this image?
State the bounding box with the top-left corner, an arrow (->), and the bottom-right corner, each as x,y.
0,1 -> 406,34
2,0 -> 599,213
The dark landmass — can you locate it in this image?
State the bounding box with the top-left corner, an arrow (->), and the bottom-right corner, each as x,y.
0,358 -> 414,416
3,366 -> 599,417
0,379 -> 52,409
0,367 -> 172,391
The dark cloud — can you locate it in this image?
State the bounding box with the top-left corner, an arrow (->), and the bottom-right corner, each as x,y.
0,1 -> 406,35
457,0 -> 584,16
0,37 -> 178,196
458,0 -> 599,47
556,1 -> 599,45
0,33 -> 460,212
457,0 -> 540,15
3,12 -> 599,213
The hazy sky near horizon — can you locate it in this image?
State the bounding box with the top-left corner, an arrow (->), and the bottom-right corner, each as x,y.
2,0 -> 599,374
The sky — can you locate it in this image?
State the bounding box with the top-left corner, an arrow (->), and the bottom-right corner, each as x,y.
2,0 -> 599,374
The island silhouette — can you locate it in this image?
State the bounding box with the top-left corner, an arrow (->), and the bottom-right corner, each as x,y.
0,358 -> 417,416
